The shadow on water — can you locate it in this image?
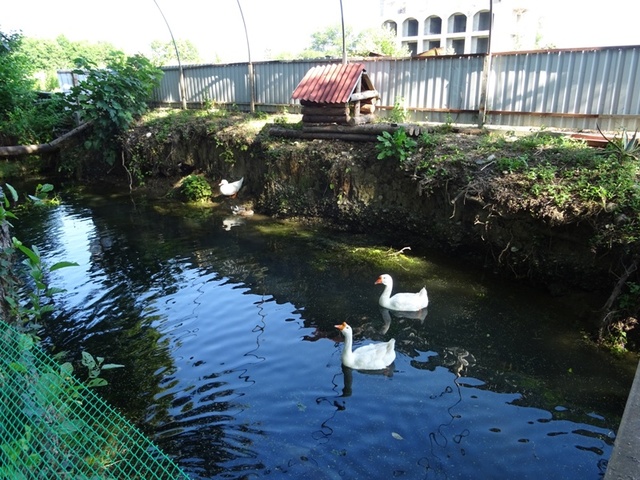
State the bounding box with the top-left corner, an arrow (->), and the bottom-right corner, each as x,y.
11,187 -> 637,479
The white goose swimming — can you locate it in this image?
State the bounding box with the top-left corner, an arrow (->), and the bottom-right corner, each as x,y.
335,322 -> 396,370
219,177 -> 243,197
375,274 -> 429,312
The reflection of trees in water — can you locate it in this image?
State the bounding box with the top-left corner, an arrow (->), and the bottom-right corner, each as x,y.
418,378 -> 470,478
153,290 -> 272,478
311,341 -> 475,479
313,368 -> 348,443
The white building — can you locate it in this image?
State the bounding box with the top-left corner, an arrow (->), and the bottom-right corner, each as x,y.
379,0 -> 640,55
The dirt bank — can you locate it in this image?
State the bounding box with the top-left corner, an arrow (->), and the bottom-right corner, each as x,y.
94,110 -> 639,348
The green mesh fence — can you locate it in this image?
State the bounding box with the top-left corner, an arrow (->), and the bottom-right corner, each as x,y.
0,320 -> 189,479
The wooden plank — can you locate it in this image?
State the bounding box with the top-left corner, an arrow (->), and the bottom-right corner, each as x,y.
350,90 -> 380,101
302,114 -> 349,124
302,105 -> 349,116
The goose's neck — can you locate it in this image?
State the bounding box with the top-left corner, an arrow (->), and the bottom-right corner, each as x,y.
341,332 -> 354,364
379,281 -> 393,302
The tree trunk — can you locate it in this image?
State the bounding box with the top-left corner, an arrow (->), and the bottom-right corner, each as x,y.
0,122 -> 91,157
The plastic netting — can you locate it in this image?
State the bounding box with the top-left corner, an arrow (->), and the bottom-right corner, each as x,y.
0,320 -> 189,479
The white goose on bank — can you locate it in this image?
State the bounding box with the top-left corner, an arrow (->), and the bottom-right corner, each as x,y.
375,274 -> 429,312
335,322 -> 396,370
219,177 -> 244,197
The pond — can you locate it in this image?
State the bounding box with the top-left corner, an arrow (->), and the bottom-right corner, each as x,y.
12,187 -> 637,479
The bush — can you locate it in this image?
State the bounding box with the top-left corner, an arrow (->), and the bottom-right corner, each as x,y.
376,128 -> 417,164
180,175 -> 212,202
64,54 -> 163,166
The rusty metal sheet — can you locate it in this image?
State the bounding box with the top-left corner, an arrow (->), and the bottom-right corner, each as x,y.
291,63 -> 366,104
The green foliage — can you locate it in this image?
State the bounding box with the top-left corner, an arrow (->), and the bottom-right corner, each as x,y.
149,39 -> 201,66
180,175 -> 212,202
25,183 -> 60,207
0,184 -> 77,330
388,97 -> 408,124
0,183 -> 18,225
376,128 -> 417,164
0,31 -> 37,144
80,351 -> 124,388
0,31 -> 35,119
601,127 -> 640,162
64,54 -> 163,166
496,155 -> 528,173
297,24 -> 410,59
16,35 -> 123,91
0,320 -> 183,478
0,30 -> 77,144
355,26 -> 411,57
11,238 -> 78,326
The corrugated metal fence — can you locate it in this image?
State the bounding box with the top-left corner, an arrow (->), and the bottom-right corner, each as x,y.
58,45 -> 640,131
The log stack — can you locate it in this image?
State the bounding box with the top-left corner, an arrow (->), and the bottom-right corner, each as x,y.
292,63 -> 380,127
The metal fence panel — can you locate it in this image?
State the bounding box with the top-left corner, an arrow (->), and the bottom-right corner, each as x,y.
60,45 -> 640,131
488,47 -> 640,131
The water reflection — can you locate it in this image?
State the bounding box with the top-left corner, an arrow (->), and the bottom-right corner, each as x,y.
10,192 -> 635,479
222,216 -> 244,231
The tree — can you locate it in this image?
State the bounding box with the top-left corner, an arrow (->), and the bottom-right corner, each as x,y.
0,31 -> 35,120
16,35 -> 123,91
354,27 -> 410,57
298,25 -> 410,59
0,30 -> 69,145
64,54 -> 163,166
149,39 -> 201,66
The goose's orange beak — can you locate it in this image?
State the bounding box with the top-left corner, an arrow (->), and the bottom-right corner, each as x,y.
375,276 -> 383,285
335,322 -> 347,330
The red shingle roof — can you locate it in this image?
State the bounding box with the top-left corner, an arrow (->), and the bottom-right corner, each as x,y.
291,63 -> 366,104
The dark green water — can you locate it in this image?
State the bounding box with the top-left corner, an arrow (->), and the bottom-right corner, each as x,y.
11,188 -> 637,479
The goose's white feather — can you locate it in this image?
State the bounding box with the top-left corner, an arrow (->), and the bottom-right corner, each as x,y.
375,274 -> 429,312
219,177 -> 244,196
335,322 -> 396,370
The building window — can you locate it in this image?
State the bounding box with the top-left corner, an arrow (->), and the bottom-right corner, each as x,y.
403,41 -> 418,56
383,20 -> 397,36
475,11 -> 491,31
474,36 -> 489,53
450,14 -> 467,34
423,40 -> 441,51
424,16 -> 442,35
451,38 -> 465,54
403,18 -> 419,37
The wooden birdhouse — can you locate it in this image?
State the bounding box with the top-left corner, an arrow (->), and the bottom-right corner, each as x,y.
291,63 -> 379,126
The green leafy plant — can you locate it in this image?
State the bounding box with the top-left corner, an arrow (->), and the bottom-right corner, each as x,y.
376,128 -> 417,164
388,96 -> 408,124
80,351 -> 124,388
0,183 -> 19,225
180,175 -> 212,202
10,238 -> 78,326
25,183 -> 60,207
599,126 -> 640,162
496,155 -> 528,173
64,54 -> 163,166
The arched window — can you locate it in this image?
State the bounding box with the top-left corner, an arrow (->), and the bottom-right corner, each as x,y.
383,20 -> 397,36
403,18 -> 419,37
474,10 -> 491,31
424,16 -> 442,35
449,13 -> 467,34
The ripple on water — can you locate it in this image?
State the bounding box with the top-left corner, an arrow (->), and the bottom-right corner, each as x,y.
12,197 -> 632,480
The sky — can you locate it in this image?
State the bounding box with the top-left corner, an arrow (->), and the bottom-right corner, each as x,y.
2,0 -> 383,63
3,0 -> 639,64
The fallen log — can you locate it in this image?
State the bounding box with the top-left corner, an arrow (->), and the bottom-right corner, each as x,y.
0,122 -> 91,157
268,127 -> 378,142
301,123 -> 427,136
